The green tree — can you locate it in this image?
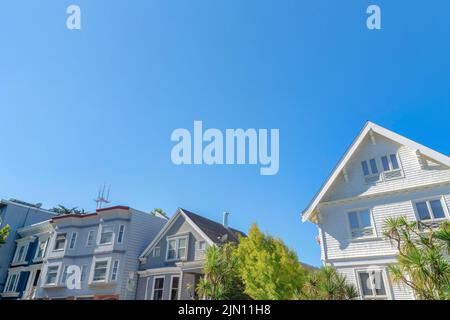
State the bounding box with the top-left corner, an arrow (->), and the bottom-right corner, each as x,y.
297,266 -> 358,300
152,208 -> 167,217
50,205 -> 86,215
234,224 -> 306,300
0,220 -> 11,246
196,243 -> 248,300
383,217 -> 450,300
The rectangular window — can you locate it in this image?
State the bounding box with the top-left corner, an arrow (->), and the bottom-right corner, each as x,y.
53,233 -> 67,251
357,270 -> 387,299
80,265 -> 88,282
45,266 -> 59,285
415,199 -> 447,222
369,159 -> 378,174
35,239 -> 48,260
13,244 -> 28,263
152,277 -> 164,300
153,247 -> 161,257
93,261 -> 108,282
198,241 -> 206,251
69,232 -> 77,249
170,276 -> 180,300
61,265 -> 69,285
99,225 -> 114,245
117,225 -> 125,244
348,209 -> 374,238
361,161 -> 370,176
5,273 -> 19,292
166,237 -> 188,261
111,260 -> 119,281
87,230 -> 95,246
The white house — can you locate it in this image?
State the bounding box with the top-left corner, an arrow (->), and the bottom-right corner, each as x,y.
302,121 -> 450,300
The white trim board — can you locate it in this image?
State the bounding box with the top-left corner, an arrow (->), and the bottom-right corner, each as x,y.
302,121 -> 450,223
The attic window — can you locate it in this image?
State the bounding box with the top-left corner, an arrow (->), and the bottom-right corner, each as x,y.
361,159 -> 381,183
361,154 -> 403,184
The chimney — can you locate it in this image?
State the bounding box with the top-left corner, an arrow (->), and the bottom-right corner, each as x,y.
223,211 -> 230,228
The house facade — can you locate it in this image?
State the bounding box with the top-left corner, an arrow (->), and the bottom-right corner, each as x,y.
136,208 -> 244,300
1,221 -> 53,299
0,199 -> 56,294
302,122 -> 450,300
35,205 -> 167,300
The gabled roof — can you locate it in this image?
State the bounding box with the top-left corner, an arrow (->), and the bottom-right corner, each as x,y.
302,121 -> 450,223
140,208 -> 246,259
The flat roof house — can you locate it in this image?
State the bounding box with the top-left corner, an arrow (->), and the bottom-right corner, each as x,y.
136,208 -> 245,300
35,205 -> 167,300
302,121 -> 450,300
0,199 -> 56,295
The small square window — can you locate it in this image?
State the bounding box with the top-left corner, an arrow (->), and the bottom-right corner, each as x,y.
53,234 -> 67,251
153,247 -> 161,257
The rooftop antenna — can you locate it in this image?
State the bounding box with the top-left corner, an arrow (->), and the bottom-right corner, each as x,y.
94,183 -> 111,209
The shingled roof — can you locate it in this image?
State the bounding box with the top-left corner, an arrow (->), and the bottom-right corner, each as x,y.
180,208 -> 246,244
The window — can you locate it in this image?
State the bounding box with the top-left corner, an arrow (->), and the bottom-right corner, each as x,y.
4,273 -> 19,292
369,159 -> 378,174
348,209 -> 374,238
357,270 -> 388,300
53,233 -> 67,251
198,241 -> 206,251
35,239 -> 48,260
166,237 -> 187,261
99,225 -> 114,245
153,247 -> 161,257
415,199 -> 447,222
170,276 -> 180,300
13,244 -> 28,263
362,154 -> 402,183
152,277 -> 164,300
69,232 -> 77,249
81,265 -> 88,282
45,266 -> 59,285
361,159 -> 380,183
117,225 -> 125,244
111,260 -> 119,281
93,260 -> 109,282
86,230 -> 95,246
61,265 -> 69,285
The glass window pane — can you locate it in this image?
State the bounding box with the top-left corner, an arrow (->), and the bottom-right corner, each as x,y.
359,272 -> 372,297
369,159 -> 378,174
416,202 -> 431,220
348,212 -> 359,229
373,271 -> 386,296
178,238 -> 186,249
430,200 -> 445,219
381,156 -> 390,171
361,161 -> 370,176
359,210 -> 372,228
390,154 -> 399,169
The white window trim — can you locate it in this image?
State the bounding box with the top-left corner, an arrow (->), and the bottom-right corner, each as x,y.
110,260 -> 120,282
89,257 -> 111,284
412,196 -> 450,223
346,208 -> 377,240
153,246 -> 161,258
165,235 -> 188,262
4,272 -> 20,293
43,262 -> 62,287
169,275 -> 180,300
117,225 -> 125,244
12,243 -> 30,264
52,233 -> 67,252
68,232 -> 78,250
151,276 -> 165,300
362,153 -> 404,184
98,224 -> 115,246
354,267 -> 392,300
80,265 -> 88,283
86,230 -> 96,246
198,240 -> 206,251
33,237 -> 49,262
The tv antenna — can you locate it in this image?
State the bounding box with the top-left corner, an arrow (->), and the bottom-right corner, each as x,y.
95,184 -> 111,209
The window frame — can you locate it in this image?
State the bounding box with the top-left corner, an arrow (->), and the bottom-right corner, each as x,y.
346,208 -> 376,240
165,235 -> 188,261
53,233 -> 67,252
4,272 -> 20,293
98,225 -> 114,245
413,196 -> 450,223
68,232 -> 78,250
152,246 -> 161,258
110,260 -> 120,282
151,276 -> 165,300
169,275 -> 180,300
86,230 -> 95,246
117,225 -> 125,244
43,263 -> 62,287
34,237 -> 49,261
355,268 -> 391,300
89,258 -> 111,284
13,242 -> 29,264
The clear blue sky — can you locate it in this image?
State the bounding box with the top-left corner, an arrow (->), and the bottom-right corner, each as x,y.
1,1 -> 450,266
